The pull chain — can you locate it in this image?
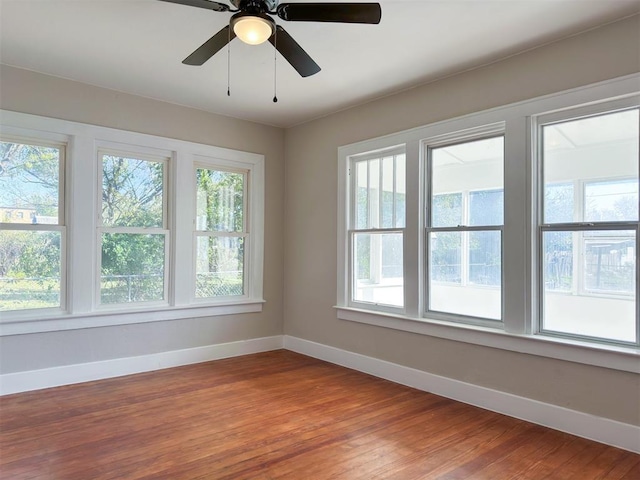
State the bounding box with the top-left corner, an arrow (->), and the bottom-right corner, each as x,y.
227,26 -> 231,96
273,27 -> 278,103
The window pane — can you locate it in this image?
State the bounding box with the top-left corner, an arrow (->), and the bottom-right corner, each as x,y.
196,169 -> 244,232
469,231 -> 501,286
395,154 -> 406,228
585,179 -> 638,222
469,190 -> 503,226
195,236 -> 244,298
543,109 -> 639,223
430,232 -> 461,283
355,161 -> 368,229
584,236 -> 636,294
544,183 -> 574,224
100,233 -> 165,304
353,232 -> 403,307
431,136 -> 504,227
542,230 -> 636,343
102,155 -> 164,228
0,230 -> 61,311
354,154 -> 405,230
543,231 -> 574,292
432,193 -> 462,228
430,231 -> 501,320
0,141 -> 60,224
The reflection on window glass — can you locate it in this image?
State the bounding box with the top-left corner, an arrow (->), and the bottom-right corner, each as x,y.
0,230 -> 61,311
0,141 -> 60,225
102,155 -> 164,228
100,233 -> 165,304
196,236 -> 244,298
353,232 -> 403,307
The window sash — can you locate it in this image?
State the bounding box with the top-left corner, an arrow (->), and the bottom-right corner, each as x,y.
535,106 -> 639,346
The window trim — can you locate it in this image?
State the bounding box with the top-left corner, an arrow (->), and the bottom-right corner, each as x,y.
0,110 -> 265,335
336,73 -> 640,373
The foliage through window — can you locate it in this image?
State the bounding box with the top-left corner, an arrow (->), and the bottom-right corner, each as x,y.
0,139 -> 64,312
195,167 -> 246,298
99,152 -> 167,305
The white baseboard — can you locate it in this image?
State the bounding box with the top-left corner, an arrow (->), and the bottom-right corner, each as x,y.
283,335 -> 640,454
0,335 -> 283,396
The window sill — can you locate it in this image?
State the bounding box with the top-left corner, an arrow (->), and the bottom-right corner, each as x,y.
0,300 -> 266,336
335,306 -> 640,373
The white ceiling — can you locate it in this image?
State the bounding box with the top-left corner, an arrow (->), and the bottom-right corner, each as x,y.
1,0 -> 638,128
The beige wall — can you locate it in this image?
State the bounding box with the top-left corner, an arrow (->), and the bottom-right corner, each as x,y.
0,15 -> 639,426
0,64 -> 285,372
283,15 -> 640,425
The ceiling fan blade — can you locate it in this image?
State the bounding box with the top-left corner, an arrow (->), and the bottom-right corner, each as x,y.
276,3 -> 381,24
269,26 -> 321,78
183,25 -> 236,65
157,0 -> 230,12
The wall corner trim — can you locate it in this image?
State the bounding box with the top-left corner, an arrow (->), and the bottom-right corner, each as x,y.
0,335 -> 284,396
283,335 -> 640,453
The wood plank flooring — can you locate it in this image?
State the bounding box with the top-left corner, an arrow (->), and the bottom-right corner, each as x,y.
0,350 -> 638,479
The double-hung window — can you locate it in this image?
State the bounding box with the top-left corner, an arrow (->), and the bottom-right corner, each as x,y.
349,148 -> 406,309
98,150 -> 169,306
195,165 -> 247,299
338,75 -> 639,369
426,133 -> 504,322
537,106 -> 639,344
0,137 -> 66,312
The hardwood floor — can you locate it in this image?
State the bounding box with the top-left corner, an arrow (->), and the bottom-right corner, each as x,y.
0,350 -> 638,479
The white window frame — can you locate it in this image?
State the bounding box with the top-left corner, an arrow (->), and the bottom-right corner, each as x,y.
534,101 -> 639,346
0,111 -> 265,336
192,161 -> 250,302
337,73 -> 640,374
96,146 -> 171,309
0,131 -> 68,316
424,127 -> 505,327
347,146 -> 406,314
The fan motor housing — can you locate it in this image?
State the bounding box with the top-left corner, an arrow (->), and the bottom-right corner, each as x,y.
230,0 -> 278,11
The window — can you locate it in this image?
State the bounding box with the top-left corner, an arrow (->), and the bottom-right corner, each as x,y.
350,149 -> 406,309
338,75 -> 639,370
98,151 -> 169,306
427,134 -> 504,322
195,166 -> 247,299
539,108 -> 639,344
0,138 -> 65,312
0,111 -> 265,334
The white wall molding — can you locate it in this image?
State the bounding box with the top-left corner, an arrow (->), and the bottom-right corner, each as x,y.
0,335 -> 283,396
284,335 -> 640,453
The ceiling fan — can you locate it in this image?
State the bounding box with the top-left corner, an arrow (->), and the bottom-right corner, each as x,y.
158,0 -> 382,77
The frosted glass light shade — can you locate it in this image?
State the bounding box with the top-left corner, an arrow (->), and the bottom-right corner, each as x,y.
233,16 -> 274,45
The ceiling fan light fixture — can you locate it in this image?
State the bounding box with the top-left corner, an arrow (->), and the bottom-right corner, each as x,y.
231,12 -> 274,45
